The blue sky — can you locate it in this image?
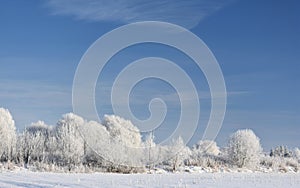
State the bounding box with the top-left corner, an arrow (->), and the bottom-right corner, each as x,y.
0,0 -> 299,150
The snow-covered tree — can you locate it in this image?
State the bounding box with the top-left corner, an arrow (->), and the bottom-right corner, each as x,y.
102,115 -> 144,168
137,136 -> 169,169
144,132 -> 155,162
102,115 -> 142,148
19,121 -> 52,164
192,140 -> 220,156
0,108 -> 17,162
55,113 -> 85,167
227,129 -> 262,168
80,120 -> 111,167
270,146 -> 292,158
165,137 -> 191,171
190,140 -> 220,167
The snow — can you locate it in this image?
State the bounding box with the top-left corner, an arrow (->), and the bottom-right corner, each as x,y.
0,171 -> 299,188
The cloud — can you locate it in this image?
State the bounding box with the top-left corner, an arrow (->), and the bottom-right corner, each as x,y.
97,80 -> 246,107
0,80 -> 72,128
46,0 -> 232,29
0,80 -> 70,108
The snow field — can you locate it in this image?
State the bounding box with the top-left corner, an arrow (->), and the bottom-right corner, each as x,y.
0,171 -> 300,188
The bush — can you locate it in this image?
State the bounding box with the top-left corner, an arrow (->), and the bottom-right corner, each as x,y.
189,154 -> 227,170
260,156 -> 299,172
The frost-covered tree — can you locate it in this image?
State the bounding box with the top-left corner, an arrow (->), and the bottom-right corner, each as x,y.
270,146 -> 292,158
190,140 -> 220,167
19,121 -> 51,164
144,132 -> 155,164
227,129 -> 262,168
102,115 -> 144,168
102,115 -> 142,148
143,131 -> 163,169
165,137 -> 191,171
80,120 -> 111,167
55,113 -> 85,167
0,108 -> 17,162
192,140 -> 220,156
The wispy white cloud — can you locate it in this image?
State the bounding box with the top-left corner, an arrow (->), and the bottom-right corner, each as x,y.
0,80 -> 72,128
46,0 -> 232,29
0,80 -> 70,108
97,81 -> 247,107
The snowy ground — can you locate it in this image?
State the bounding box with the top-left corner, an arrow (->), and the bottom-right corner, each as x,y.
0,171 -> 300,188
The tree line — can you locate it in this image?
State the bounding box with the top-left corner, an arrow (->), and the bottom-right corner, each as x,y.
0,108 -> 299,173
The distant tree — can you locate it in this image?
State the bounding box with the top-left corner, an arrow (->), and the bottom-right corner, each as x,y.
227,129 -> 262,168
102,115 -> 142,148
190,140 -> 220,167
165,137 -> 191,171
102,115 -> 144,168
144,131 -> 160,170
19,121 -> 51,165
270,146 -> 292,158
55,113 -> 85,168
0,108 -> 17,162
80,120 -> 111,168
192,140 -> 220,156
